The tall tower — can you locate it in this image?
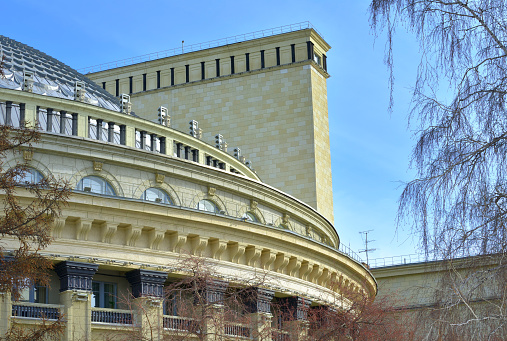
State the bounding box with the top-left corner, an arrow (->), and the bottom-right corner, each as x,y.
86,27 -> 334,222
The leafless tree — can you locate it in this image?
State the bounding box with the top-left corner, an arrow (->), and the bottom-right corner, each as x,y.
370,0 -> 507,338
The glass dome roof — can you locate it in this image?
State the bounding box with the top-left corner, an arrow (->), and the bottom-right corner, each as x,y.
0,35 -> 120,111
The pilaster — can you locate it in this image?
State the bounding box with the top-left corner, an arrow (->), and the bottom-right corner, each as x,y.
55,261 -> 98,341
126,269 -> 167,341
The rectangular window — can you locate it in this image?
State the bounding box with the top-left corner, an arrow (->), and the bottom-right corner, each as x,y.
142,73 -> 147,91
129,76 -> 133,94
115,79 -> 119,97
170,68 -> 175,86
157,71 -> 161,88
306,41 -> 314,60
323,54 -> 327,71
291,44 -> 296,63
102,82 -> 106,90
313,53 -> 321,65
216,59 -> 220,77
201,62 -> 205,80
230,56 -> 235,74
92,281 -> 117,309
276,47 -> 280,66
260,50 -> 265,68
18,284 -> 48,304
185,65 -> 189,83
245,53 -> 250,71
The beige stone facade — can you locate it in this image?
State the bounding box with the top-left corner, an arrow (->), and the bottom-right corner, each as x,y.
87,29 -> 334,223
0,77 -> 373,339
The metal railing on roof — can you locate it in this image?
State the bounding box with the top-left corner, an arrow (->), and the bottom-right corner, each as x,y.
369,254 -> 428,268
79,22 -> 321,74
338,243 -> 364,264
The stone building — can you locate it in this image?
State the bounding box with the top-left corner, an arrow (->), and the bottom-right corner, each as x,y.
0,24 -> 374,340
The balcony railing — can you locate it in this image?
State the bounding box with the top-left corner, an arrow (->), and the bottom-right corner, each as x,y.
224,322 -> 251,338
272,329 -> 291,341
91,308 -> 133,324
163,315 -> 196,331
11,303 -> 62,320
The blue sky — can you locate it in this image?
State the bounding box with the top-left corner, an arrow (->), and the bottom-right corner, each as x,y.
3,1 -> 424,262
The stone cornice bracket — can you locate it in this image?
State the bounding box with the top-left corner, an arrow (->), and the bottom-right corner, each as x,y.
190,236 -> 208,256
299,261 -> 314,281
261,250 -> 276,271
230,242 -> 247,264
318,268 -> 330,287
101,222 -> 118,243
55,261 -> 98,292
126,269 -> 168,298
308,265 -> 323,284
274,253 -> 290,273
210,239 -> 228,260
76,219 -> 92,241
208,186 -> 216,197
155,173 -> 165,183
126,225 -> 142,247
170,233 -> 187,253
245,246 -> 262,267
51,218 -> 66,238
286,257 -> 302,277
149,229 -> 165,250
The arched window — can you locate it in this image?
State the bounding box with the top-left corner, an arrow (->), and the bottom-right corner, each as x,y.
141,187 -> 173,204
15,168 -> 44,184
77,176 -> 116,196
196,199 -> 218,213
242,212 -> 258,222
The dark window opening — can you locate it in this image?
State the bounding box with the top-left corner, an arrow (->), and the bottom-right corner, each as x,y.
291,44 -> 296,63
245,53 -> 250,71
115,79 -> 119,97
216,59 -> 220,77
170,68 -> 175,86
230,56 -> 235,74
157,71 -> 161,89
185,65 -> 189,83
129,76 -> 133,94
201,62 -> 205,80
142,74 -> 147,91
260,50 -> 265,69
102,82 -> 106,90
276,47 -> 280,66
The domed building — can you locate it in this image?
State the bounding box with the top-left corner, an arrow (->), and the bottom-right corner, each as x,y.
0,26 -> 375,341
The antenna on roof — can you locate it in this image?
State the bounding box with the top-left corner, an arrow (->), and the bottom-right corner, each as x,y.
182,40 -> 184,54
359,230 -> 376,265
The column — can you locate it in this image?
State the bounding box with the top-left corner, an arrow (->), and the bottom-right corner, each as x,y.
159,137 -> 166,154
5,101 -> 12,126
278,296 -> 311,340
199,279 -> 228,340
60,110 -> 67,134
150,134 -> 157,152
96,119 -> 103,141
55,261 -> 98,341
108,122 -> 115,143
126,269 -> 167,341
71,113 -> 79,136
119,125 -> 126,145
140,131 -> 146,149
19,103 -> 25,126
0,292 -> 12,335
243,288 -> 274,341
